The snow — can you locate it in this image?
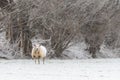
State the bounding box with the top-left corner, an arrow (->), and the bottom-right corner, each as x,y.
0,59 -> 120,80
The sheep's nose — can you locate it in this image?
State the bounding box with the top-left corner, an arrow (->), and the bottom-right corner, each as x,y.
38,56 -> 40,58
33,55 -> 35,58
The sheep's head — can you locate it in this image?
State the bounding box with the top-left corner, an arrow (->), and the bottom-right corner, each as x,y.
33,44 -> 40,48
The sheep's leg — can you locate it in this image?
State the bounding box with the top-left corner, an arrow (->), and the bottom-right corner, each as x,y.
35,59 -> 36,64
38,58 -> 40,64
43,57 -> 45,64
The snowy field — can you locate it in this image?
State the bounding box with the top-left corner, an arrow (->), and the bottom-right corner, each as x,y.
0,59 -> 120,80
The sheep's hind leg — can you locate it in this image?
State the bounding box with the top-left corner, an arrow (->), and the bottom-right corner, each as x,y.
38,58 -> 40,64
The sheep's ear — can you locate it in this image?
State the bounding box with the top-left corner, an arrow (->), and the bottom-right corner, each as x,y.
39,44 -> 41,46
33,44 -> 36,47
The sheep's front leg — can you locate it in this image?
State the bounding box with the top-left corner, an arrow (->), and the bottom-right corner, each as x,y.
35,58 -> 36,64
43,57 -> 45,64
38,58 -> 40,64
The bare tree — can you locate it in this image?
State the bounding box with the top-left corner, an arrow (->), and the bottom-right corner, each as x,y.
104,0 -> 120,49
0,0 -> 33,58
1,0 -> 120,59
30,0 -> 79,58
0,0 -> 9,9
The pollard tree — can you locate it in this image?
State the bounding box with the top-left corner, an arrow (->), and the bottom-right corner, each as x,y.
81,20 -> 107,58
80,0 -> 120,58
79,1 -> 109,58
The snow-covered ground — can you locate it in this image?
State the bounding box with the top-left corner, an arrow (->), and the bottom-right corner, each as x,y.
0,59 -> 120,80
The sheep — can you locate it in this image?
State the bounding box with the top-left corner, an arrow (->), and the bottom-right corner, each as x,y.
31,44 -> 47,64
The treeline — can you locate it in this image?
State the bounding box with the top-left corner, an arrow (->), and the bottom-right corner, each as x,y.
0,0 -> 120,59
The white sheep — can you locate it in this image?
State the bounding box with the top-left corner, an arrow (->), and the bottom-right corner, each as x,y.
31,44 -> 47,64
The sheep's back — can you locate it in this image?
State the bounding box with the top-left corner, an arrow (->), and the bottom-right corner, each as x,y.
40,46 -> 47,57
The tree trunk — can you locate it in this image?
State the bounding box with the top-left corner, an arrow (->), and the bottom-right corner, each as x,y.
88,45 -> 100,58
